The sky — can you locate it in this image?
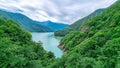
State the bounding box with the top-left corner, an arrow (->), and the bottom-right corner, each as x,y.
0,0 -> 117,24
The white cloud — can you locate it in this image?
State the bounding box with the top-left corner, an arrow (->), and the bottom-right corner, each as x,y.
0,0 -> 117,24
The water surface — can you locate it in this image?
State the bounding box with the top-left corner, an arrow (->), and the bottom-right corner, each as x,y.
31,32 -> 63,58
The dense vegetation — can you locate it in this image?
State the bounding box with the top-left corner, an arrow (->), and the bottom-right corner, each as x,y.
54,9 -> 104,37
49,1 -> 120,68
1,0 -> 120,68
0,19 -> 55,68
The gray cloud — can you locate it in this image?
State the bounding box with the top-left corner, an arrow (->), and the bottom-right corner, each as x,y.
0,0 -> 117,24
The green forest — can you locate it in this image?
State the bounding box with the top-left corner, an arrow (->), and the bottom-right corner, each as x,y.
51,1 -> 120,68
0,19 -> 55,68
0,0 -> 120,68
54,9 -> 104,37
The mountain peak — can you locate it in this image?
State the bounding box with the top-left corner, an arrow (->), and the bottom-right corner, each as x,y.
44,20 -> 53,23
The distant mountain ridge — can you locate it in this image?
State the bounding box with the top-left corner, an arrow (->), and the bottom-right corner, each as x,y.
50,1 -> 120,67
0,10 -> 52,32
37,21 -> 68,31
0,9 -> 68,32
54,9 -> 105,36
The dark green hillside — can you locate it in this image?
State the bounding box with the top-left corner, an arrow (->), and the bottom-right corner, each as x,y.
0,19 -> 55,68
0,0 -> 120,68
0,10 -> 68,32
55,9 -> 104,37
49,1 -> 120,68
0,10 -> 52,32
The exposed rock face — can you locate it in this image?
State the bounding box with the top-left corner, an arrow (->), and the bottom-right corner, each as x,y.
58,44 -> 67,54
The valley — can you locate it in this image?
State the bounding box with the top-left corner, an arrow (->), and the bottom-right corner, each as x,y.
0,0 -> 119,68
31,32 -> 63,58
0,10 -> 68,32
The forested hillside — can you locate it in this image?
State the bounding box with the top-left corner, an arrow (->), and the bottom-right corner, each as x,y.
0,0 -> 120,68
0,10 -> 53,32
0,10 -> 68,32
54,9 -> 104,37
49,1 -> 120,68
0,19 -> 55,68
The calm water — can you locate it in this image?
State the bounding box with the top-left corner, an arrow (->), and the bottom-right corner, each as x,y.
31,32 -> 63,58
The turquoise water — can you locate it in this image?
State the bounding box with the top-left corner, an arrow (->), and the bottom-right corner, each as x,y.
31,32 -> 63,58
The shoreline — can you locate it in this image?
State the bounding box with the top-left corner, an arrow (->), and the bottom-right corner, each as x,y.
58,44 -> 67,54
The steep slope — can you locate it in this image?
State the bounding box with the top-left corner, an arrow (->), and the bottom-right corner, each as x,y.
0,18 -> 55,68
55,9 -> 104,36
49,1 -> 120,68
0,10 -> 52,32
37,21 -> 68,31
0,10 -> 68,32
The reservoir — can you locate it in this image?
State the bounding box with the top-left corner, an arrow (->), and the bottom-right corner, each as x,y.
31,32 -> 63,58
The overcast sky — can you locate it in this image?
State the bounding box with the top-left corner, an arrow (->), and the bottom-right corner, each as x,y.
0,0 -> 117,24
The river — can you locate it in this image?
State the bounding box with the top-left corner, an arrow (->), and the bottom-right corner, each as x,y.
31,32 -> 63,58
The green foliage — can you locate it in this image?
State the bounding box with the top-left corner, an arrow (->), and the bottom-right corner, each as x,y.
55,9 -> 104,37
49,1 -> 120,68
0,10 -> 52,32
0,18 -> 55,68
1,0 -> 120,68
60,31 -> 87,51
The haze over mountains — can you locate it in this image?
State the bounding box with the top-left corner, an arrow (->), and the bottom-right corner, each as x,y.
0,9 -> 68,32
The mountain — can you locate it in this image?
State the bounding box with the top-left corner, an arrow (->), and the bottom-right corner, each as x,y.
0,10 -> 53,32
0,0 -> 119,68
55,9 -> 105,36
49,1 -> 120,68
37,21 -> 68,31
0,18 -> 55,68
0,10 -> 68,32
